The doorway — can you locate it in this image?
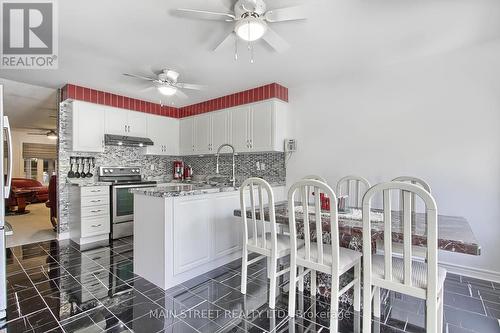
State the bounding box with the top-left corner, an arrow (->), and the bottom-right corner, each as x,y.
1,78 -> 58,247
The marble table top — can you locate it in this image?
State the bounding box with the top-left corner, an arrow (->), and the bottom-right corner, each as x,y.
234,201 -> 480,256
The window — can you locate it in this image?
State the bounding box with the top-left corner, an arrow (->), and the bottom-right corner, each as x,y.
24,159 -> 38,180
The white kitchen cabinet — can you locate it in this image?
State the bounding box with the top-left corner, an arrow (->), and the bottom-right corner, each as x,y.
227,99 -> 288,153
70,101 -> 105,153
212,193 -> 242,259
105,107 -> 147,137
250,101 -> 274,151
69,185 -> 110,245
230,106 -> 251,153
145,114 -> 179,156
211,110 -> 230,152
194,114 -> 211,154
179,118 -> 195,154
127,111 -> 148,137
173,197 -> 212,274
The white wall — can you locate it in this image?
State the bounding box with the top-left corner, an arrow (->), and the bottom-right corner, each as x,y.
11,129 -> 56,179
286,41 -> 500,277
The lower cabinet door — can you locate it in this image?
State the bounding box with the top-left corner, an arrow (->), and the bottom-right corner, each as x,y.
212,194 -> 242,259
173,197 -> 211,274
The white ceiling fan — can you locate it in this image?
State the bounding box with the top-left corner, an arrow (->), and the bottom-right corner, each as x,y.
27,129 -> 58,140
123,69 -> 203,98
174,0 -> 307,53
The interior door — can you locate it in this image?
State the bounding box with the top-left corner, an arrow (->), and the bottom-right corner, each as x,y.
250,102 -> 274,151
230,106 -> 250,152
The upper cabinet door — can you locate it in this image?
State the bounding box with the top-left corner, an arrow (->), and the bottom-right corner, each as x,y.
180,118 -> 195,155
127,111 -> 148,137
250,101 -> 274,151
72,101 -> 105,152
163,117 -> 179,156
230,106 -> 250,153
211,110 -> 229,153
104,107 -> 128,135
194,114 -> 211,154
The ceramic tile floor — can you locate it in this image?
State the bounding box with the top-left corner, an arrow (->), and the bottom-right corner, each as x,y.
1,237 -> 500,332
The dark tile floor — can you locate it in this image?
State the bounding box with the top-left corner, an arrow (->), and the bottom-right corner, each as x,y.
1,237 -> 500,332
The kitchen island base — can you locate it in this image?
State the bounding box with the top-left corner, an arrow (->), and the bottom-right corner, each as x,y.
133,186 -> 286,290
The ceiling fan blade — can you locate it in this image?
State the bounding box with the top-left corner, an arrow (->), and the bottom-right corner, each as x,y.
176,90 -> 188,99
262,27 -> 290,52
264,6 -> 307,23
174,8 -> 235,22
214,30 -> 236,51
140,86 -> 156,93
27,133 -> 46,136
123,73 -> 156,82
175,83 -> 204,91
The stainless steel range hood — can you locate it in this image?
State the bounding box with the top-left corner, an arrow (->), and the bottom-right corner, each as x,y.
104,134 -> 154,147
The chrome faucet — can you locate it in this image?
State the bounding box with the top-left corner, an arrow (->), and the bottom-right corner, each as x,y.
215,143 -> 236,188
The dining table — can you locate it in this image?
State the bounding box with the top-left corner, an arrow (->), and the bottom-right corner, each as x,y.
233,201 -> 480,299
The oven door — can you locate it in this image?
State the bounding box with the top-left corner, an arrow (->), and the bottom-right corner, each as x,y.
112,184 -> 156,224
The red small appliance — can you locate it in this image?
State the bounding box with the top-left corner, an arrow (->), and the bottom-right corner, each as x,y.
173,161 -> 184,180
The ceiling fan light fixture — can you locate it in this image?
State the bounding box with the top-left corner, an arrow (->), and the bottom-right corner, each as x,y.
157,85 -> 177,96
235,16 -> 267,42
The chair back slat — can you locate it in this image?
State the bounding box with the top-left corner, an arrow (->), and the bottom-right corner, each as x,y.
383,190 -> 392,280
403,190 -> 412,285
288,180 -> 339,272
336,175 -> 371,208
314,186 -> 324,264
300,187 -> 311,261
240,178 -> 277,253
393,176 -> 431,214
363,182 -> 438,292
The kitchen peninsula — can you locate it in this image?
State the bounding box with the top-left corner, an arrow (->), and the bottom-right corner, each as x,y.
131,183 -> 286,290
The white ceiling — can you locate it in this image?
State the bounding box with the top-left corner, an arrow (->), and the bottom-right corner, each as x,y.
1,0 -> 500,107
0,78 -> 57,130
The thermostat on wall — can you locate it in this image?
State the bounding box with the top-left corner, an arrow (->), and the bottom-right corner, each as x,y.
284,139 -> 297,152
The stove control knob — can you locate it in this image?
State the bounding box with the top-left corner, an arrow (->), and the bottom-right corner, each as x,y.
103,169 -> 108,173
109,169 -> 114,173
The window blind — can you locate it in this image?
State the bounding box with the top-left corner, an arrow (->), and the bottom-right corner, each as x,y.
22,143 -> 56,160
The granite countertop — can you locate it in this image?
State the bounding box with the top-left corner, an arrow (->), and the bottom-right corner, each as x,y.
130,182 -> 285,198
234,201 -> 481,256
67,179 -> 112,187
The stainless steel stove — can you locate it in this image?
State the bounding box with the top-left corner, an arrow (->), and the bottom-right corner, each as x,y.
98,167 -> 156,239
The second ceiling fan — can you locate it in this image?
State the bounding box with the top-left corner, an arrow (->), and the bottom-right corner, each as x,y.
174,0 -> 307,53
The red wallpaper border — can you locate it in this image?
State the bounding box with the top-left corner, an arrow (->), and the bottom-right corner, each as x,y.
61,83 -> 288,119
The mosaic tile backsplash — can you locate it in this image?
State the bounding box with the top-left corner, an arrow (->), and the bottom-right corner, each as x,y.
57,105 -> 286,234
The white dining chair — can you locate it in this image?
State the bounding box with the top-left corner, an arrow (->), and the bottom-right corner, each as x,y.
288,179 -> 361,333
303,175 -> 327,183
336,175 -> 371,208
362,182 -> 446,333
240,177 -> 300,309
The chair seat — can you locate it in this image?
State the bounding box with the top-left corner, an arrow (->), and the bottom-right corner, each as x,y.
372,254 -> 447,290
248,233 -> 304,256
297,244 -> 362,274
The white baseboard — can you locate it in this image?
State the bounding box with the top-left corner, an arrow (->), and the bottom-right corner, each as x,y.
57,232 -> 70,241
439,261 -> 500,284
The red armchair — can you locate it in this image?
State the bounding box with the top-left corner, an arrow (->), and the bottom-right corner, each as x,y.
11,178 -> 49,203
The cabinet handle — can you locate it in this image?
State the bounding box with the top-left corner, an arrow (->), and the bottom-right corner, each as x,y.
90,209 -> 102,213
91,224 -> 102,228
90,189 -> 101,193
128,125 -> 131,132
90,199 -> 101,203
